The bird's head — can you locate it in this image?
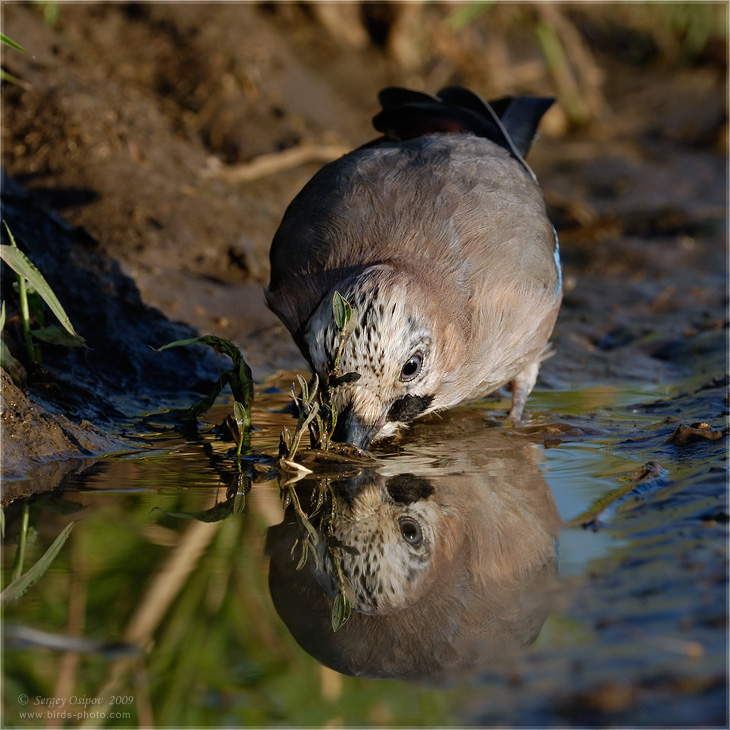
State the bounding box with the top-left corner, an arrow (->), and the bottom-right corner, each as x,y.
310,473 -> 441,613
303,266 -> 464,449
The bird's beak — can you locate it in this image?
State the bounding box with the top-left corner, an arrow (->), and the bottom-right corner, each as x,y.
332,403 -> 381,450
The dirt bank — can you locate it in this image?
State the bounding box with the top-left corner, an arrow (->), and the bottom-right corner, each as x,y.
1,3 -> 727,488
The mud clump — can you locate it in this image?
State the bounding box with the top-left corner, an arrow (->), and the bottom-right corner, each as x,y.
669,421 -> 727,446
1,369 -> 127,503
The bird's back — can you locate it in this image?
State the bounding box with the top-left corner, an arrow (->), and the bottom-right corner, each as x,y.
267,133 -> 556,340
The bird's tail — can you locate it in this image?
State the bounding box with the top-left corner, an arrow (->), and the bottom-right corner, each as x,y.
372,86 -> 553,181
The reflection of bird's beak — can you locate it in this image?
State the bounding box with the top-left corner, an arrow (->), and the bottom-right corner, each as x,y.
332,403 -> 380,450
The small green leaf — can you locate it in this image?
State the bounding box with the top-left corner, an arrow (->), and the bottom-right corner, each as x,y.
331,591 -> 352,633
332,290 -> 351,331
155,335 -> 254,425
154,336 -> 212,352
30,325 -> 86,348
1,522 -> 74,604
296,373 -> 309,403
233,400 -> 247,430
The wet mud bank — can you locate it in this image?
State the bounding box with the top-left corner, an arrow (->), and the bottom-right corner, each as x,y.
1,173 -> 221,498
2,3 -> 726,492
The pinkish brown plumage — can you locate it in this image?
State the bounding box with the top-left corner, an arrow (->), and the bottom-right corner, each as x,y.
267,87 -> 561,448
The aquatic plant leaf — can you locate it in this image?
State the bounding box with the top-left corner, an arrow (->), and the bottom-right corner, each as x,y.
155,335 -> 254,428
0,233 -> 81,339
1,522 -> 74,604
331,591 -> 352,633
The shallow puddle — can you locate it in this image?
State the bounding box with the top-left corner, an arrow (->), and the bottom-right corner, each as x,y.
2,373 -> 727,727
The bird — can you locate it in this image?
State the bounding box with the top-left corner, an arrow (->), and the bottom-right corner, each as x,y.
266,86 -> 561,450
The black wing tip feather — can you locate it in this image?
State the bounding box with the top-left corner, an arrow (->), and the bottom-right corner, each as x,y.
373,85 -> 554,163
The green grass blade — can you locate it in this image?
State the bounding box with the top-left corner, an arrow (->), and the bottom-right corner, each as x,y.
0,33 -> 26,52
0,231 -> 80,338
2,522 -> 74,604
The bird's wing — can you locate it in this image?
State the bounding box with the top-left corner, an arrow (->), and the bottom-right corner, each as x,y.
373,85 -> 553,180
267,87 -> 557,342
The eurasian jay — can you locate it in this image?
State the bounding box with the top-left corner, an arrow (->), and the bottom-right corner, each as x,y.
267,86 -> 561,449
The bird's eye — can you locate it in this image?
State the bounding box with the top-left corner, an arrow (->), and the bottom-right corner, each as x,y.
400,351 -> 423,382
398,517 -> 423,547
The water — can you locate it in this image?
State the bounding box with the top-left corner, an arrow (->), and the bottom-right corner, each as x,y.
2,375 -> 727,727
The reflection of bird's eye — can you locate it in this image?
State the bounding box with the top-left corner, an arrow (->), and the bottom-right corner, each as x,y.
398,517 -> 423,547
400,352 -> 423,382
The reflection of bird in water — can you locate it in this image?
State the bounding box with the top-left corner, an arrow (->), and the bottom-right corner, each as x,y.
266,434 -> 562,681
266,86 -> 561,449
312,472 -> 440,613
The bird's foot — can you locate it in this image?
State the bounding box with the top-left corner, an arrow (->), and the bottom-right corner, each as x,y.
507,361 -> 540,426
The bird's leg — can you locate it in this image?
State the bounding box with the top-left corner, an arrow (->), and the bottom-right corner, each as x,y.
507,361 -> 540,424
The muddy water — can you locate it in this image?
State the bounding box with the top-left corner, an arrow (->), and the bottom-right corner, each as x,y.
3,369 -> 726,727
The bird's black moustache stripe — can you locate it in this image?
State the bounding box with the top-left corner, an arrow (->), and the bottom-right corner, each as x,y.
386,473 -> 434,504
386,394 -> 434,423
